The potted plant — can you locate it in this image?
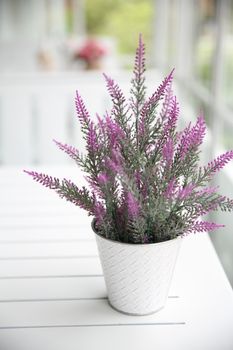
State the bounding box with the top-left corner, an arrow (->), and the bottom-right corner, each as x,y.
74,38 -> 107,70
25,35 -> 233,316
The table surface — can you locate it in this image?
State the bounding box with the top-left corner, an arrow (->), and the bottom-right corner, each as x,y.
0,166 -> 233,350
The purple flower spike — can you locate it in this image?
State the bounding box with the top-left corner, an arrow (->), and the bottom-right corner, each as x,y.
97,172 -> 109,185
135,170 -> 141,190
96,113 -> 105,133
164,178 -> 177,199
93,193 -> 106,225
140,69 -> 174,119
178,115 -> 206,160
196,186 -> 219,197
165,96 -> 179,134
23,170 -> 59,189
190,115 -> 206,147
133,33 -> 146,80
127,191 -> 140,218
160,80 -> 173,121
162,137 -> 174,167
103,73 -> 126,113
87,121 -> 99,153
105,115 -> 125,146
177,183 -> 195,201
53,139 -> 80,163
104,148 -> 123,175
24,171 -> 94,214
205,150 -> 233,175
188,221 -> 225,234
75,91 -> 91,132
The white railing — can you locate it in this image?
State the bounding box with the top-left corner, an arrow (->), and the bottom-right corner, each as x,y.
0,70 -> 167,165
0,71 -> 127,164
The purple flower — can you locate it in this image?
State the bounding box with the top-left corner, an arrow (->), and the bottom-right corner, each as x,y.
53,139 -> 80,163
154,97 -> 179,157
103,74 -> 125,102
204,150 -> 233,175
103,73 -> 127,118
104,149 -> 123,175
92,193 -> 106,225
87,121 -> 99,153
162,137 -> 174,167
24,171 -> 94,213
134,170 -> 141,190
105,115 -> 125,146
196,196 -> 226,217
190,115 -> 206,147
75,91 -> 91,131
97,172 -> 109,185
127,191 -> 140,218
177,183 -> 195,200
130,33 -> 146,119
105,158 -> 120,174
196,186 -> 219,197
23,170 -> 59,189
187,221 -> 225,234
163,96 -> 179,136
138,115 -> 145,137
164,178 -> 177,199
140,69 -> 174,119
177,115 -> 206,160
176,122 -> 191,160
85,175 -> 104,200
160,80 -> 173,121
133,33 -> 146,80
96,113 -> 105,133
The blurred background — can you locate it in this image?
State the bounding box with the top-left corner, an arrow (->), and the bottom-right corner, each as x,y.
0,0 -> 233,285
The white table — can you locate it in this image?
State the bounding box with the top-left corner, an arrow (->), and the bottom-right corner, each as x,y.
0,166 -> 233,350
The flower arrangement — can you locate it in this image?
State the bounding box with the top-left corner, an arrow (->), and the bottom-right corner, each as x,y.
25,35 -> 233,244
74,38 -> 106,69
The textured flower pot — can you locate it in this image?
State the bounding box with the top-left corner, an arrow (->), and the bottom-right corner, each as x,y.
92,223 -> 182,316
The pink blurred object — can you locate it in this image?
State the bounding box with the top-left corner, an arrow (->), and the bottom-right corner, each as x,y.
74,39 -> 107,69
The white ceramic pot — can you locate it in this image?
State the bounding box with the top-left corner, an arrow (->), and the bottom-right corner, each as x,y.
94,226 -> 182,316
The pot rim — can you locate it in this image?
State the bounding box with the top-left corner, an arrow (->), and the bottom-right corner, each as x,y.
91,218 -> 182,247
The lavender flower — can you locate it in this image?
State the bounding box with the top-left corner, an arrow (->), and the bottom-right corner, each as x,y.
177,115 -> 206,160
87,121 -> 99,153
23,170 -> 60,189
163,96 -> 179,136
177,183 -> 195,201
133,33 -> 146,81
53,139 -> 80,163
140,69 -> 174,119
196,186 -> 219,197
127,191 -> 140,218
131,33 -> 146,121
92,193 -> 106,225
160,80 -> 173,121
24,170 -> 94,213
75,91 -> 91,133
134,170 -> 141,190
137,69 -> 175,150
25,35 -> 233,244
98,172 -> 109,185
164,178 -> 177,199
204,150 -> 233,175
104,148 -> 124,176
191,115 -> 206,147
186,221 -> 225,234
162,137 -> 174,167
105,115 -> 125,146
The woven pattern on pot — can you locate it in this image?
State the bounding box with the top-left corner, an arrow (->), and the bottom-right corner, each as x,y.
96,235 -> 181,315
